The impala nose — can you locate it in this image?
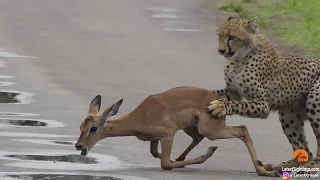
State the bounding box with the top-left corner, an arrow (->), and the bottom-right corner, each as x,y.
75,143 -> 83,150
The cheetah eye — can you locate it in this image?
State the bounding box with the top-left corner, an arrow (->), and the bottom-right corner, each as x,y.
229,36 -> 235,40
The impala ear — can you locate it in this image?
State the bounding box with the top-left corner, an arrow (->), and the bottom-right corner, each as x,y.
89,95 -> 101,114
100,99 -> 123,125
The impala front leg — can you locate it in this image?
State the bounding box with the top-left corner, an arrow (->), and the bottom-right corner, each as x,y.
207,100 -> 270,119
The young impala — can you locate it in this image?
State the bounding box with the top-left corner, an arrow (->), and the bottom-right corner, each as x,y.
75,86 -> 279,177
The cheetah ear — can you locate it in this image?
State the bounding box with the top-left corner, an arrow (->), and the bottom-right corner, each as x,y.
227,16 -> 235,21
246,17 -> 259,33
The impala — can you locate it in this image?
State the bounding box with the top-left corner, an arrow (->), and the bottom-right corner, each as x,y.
75,86 -> 279,177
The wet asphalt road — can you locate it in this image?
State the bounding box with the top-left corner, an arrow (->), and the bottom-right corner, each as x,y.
0,0 -> 316,179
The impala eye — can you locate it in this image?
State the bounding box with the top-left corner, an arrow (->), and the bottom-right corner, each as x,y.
229,36 -> 235,40
90,126 -> 97,133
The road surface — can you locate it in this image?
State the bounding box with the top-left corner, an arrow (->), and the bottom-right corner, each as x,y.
0,0 -> 316,179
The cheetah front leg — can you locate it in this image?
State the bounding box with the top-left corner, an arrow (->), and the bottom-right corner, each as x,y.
207,99 -> 270,119
211,88 -> 241,101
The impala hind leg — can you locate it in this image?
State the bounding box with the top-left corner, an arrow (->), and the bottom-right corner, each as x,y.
160,135 -> 217,170
199,123 -> 280,177
150,140 -> 178,163
175,126 -> 205,162
150,140 -> 162,159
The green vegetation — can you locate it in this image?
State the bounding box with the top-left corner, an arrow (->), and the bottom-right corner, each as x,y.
217,0 -> 320,57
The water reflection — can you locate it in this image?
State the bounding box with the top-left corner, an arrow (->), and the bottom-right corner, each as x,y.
0,92 -> 20,103
5,154 -> 98,164
6,174 -> 122,180
52,141 -> 74,145
0,119 -> 47,126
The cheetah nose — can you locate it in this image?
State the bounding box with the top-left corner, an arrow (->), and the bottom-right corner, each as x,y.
218,49 -> 225,54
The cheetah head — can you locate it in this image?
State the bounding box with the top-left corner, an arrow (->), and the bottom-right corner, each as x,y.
217,16 -> 259,61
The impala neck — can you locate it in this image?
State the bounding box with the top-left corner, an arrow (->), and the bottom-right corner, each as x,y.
102,112 -> 140,138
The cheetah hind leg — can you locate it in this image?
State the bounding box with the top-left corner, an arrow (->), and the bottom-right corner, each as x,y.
263,160 -> 301,173
263,107 -> 310,173
298,79 -> 320,174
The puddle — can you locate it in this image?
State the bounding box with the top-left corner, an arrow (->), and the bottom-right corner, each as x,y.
0,150 -> 137,171
0,75 -> 14,79
0,132 -> 76,138
11,139 -> 101,147
53,141 -> 74,145
5,154 -> 98,164
6,174 -> 122,180
0,118 -> 65,128
0,81 -> 15,86
0,112 -> 39,116
0,90 -> 34,104
0,172 -> 150,180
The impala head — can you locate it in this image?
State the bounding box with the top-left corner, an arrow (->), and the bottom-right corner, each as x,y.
217,16 -> 259,61
75,95 -> 123,156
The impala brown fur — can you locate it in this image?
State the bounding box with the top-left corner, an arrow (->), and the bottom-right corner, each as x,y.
75,86 -> 279,177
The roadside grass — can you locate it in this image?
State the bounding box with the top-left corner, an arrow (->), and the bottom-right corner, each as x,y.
217,0 -> 320,58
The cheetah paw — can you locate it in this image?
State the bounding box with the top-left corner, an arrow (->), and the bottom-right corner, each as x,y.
207,99 -> 227,118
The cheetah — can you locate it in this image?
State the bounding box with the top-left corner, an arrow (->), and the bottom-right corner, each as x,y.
206,16 -> 320,173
